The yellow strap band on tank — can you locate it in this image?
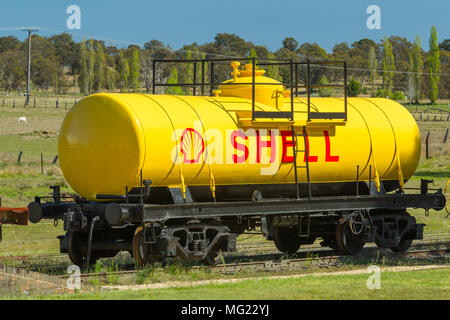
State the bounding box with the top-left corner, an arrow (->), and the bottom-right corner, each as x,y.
204,139 -> 216,200
200,121 -> 216,201
205,138 -> 216,200
176,149 -> 186,200
372,155 -> 381,192
366,125 -> 381,193
209,171 -> 216,200
396,146 -> 405,191
180,168 -> 186,200
172,128 -> 186,200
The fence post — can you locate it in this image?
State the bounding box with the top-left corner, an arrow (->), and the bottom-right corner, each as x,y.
56,99 -> 59,108
444,128 -> 449,143
425,132 -> 430,159
1,98 -> 4,108
13,99 -> 15,108
40,153 -> 44,174
17,151 -> 23,163
34,98 -> 36,108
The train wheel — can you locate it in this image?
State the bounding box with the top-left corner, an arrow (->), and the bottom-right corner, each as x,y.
67,231 -> 98,267
335,223 -> 365,255
274,227 -> 301,254
390,238 -> 413,253
132,225 -> 151,266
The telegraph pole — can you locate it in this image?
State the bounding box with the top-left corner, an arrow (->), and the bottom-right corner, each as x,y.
22,27 -> 39,106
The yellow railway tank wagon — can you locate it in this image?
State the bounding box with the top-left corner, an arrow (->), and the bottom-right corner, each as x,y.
58,94 -> 419,201
27,58 -> 445,267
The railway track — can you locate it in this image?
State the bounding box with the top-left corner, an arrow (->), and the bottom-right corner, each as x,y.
2,233 -> 449,266
58,240 -> 450,283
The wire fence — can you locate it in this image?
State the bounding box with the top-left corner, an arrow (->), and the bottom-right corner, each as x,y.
0,95 -> 449,113
0,96 -> 79,110
412,113 -> 450,122
9,151 -> 59,175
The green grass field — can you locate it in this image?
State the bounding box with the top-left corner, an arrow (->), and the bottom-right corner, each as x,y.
6,268 -> 449,300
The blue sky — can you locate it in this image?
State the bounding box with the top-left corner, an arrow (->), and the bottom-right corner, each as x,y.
0,0 -> 448,52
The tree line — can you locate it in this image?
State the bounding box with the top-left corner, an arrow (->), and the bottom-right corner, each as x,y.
0,26 -> 448,103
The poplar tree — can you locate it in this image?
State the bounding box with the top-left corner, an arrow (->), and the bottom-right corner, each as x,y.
368,45 -> 377,96
93,44 -> 105,92
105,65 -> 115,90
166,67 -> 183,95
248,48 -> 258,65
427,26 -> 440,103
87,40 -> 95,94
382,36 -> 395,93
130,48 -> 140,91
119,50 -> 130,92
409,35 -> 423,104
266,53 -> 280,81
78,40 -> 88,94
185,50 -> 193,94
202,52 -> 208,83
193,48 -> 201,86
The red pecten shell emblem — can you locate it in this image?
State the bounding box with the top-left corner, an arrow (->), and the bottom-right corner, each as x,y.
180,128 -> 205,163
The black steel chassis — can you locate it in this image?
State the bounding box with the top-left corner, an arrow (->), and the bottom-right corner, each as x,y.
30,187 -> 445,225
136,193 -> 444,222
28,182 -> 446,266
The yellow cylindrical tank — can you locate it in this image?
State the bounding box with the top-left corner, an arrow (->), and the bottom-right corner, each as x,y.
58,66 -> 420,201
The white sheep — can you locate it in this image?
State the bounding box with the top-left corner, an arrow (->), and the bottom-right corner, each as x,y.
17,117 -> 27,123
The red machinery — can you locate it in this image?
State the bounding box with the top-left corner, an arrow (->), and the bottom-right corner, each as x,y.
0,197 -> 28,241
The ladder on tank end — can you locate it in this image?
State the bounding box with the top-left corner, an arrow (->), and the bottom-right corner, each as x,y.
291,126 -> 312,200
250,59 -> 348,201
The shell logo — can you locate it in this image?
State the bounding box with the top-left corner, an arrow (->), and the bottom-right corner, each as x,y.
180,128 -> 205,163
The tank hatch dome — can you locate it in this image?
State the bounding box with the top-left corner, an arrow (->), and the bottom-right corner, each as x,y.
218,61 -> 287,108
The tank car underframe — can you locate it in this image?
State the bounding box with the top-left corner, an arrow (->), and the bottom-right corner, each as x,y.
28,185 -> 445,267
